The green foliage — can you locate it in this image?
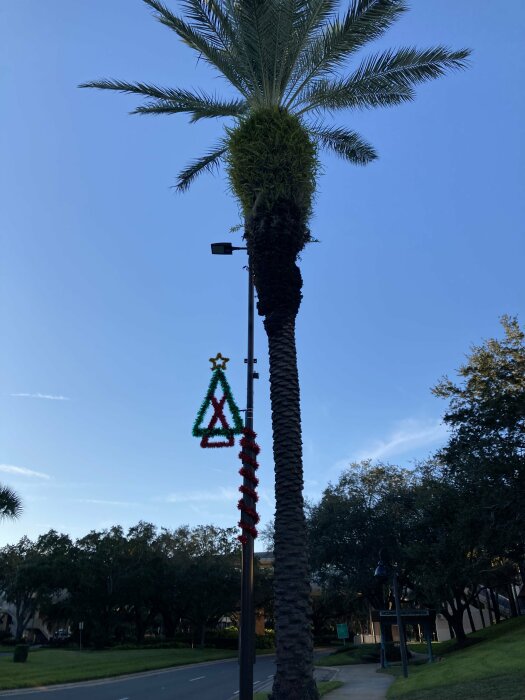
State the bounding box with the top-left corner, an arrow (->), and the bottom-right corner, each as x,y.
433,316 -> 525,564
81,0 -> 470,190
308,454 -> 521,643
309,461 -> 416,610
318,643 -> 382,666
227,108 -> 318,220
0,484 -> 22,520
13,645 -> 29,663
0,523 -> 246,651
0,533 -> 74,642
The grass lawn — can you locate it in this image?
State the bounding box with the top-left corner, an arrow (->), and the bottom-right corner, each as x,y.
316,643 -> 381,666
254,680 -> 343,698
387,616 -> 525,700
0,647 -> 237,690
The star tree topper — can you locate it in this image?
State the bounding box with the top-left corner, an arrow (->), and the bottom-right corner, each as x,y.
209,352 -> 229,371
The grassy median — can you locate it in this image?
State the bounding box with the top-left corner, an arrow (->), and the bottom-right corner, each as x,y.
0,647 -> 238,690
387,616 -> 525,700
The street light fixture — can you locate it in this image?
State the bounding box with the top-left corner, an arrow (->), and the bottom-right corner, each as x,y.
374,553 -> 409,678
211,241 -> 256,700
210,242 -> 247,256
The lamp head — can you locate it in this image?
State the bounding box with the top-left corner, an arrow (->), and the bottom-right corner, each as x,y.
211,242 -> 234,255
374,561 -> 389,583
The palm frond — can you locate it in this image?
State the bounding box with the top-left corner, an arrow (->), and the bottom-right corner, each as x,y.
133,94 -> 247,122
79,78 -> 180,99
273,0 -> 340,103
178,0 -> 260,97
0,485 -> 22,520
296,75 -> 414,113
309,124 -> 377,164
269,1 -> 300,102
180,0 -> 235,48
234,0 -> 277,104
295,45 -> 470,113
351,46 -> 471,89
285,0 -> 407,107
175,141 -> 228,191
79,80 -> 247,121
142,0 -> 250,96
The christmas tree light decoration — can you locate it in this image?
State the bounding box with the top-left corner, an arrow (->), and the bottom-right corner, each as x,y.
192,354 -> 244,448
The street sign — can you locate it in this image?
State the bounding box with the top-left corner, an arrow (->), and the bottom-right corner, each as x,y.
336,623 -> 349,640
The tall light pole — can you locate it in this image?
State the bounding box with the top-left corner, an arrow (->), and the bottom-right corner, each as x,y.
211,242 -> 257,700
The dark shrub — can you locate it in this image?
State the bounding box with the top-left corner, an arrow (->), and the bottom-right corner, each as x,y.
255,631 -> 275,649
13,645 -> 29,663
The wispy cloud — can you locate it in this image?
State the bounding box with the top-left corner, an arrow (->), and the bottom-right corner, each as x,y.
0,464 -> 51,480
74,498 -> 139,507
163,487 -> 237,504
355,418 -> 448,461
10,393 -> 70,401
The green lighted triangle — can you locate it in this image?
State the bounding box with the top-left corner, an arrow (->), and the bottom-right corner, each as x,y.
192,368 -> 244,438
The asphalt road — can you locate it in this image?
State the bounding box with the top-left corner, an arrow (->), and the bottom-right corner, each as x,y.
0,656 -> 277,700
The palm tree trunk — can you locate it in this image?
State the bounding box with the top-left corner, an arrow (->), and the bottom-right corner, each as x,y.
266,319 -> 317,700
246,197 -> 318,700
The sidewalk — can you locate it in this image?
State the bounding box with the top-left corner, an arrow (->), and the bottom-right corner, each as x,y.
315,664 -> 394,700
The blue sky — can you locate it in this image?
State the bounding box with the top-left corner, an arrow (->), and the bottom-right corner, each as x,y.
1,1 -> 524,547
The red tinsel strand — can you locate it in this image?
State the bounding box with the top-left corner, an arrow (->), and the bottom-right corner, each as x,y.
237,500 -> 260,524
239,485 -> 259,501
238,534 -> 248,545
238,467 -> 259,487
238,451 -> 259,469
238,451 -> 259,466
236,427 -> 260,541
200,436 -> 234,448
240,437 -> 261,454
238,521 -> 258,539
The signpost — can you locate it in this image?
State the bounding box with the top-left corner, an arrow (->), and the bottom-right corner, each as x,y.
78,622 -> 84,652
372,609 -> 436,668
336,623 -> 349,646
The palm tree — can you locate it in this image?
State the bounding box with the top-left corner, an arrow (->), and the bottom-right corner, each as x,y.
81,2 -> 469,697
0,485 -> 22,521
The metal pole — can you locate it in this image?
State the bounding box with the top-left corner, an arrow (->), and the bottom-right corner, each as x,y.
239,263 -> 255,700
392,572 -> 409,678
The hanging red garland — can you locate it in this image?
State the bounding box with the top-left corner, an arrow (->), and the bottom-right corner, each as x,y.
237,427 -> 260,544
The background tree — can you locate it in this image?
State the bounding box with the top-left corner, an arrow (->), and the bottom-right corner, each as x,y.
119,522 -> 164,644
156,524 -> 240,646
72,526 -> 129,647
309,462 -> 416,620
405,462 -> 493,643
0,532 -> 73,641
433,316 -> 525,578
81,3 -> 469,695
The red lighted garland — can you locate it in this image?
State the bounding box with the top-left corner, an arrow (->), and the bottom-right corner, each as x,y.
239,484 -> 258,501
239,467 -> 259,487
237,428 -> 261,544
